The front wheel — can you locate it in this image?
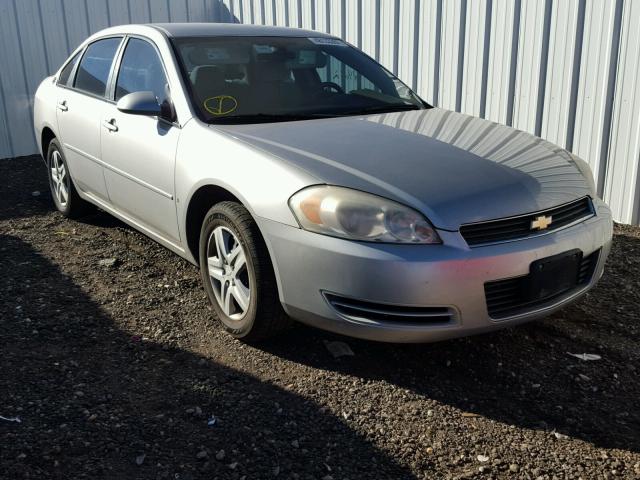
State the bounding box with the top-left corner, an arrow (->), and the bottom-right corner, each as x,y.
199,201 -> 290,342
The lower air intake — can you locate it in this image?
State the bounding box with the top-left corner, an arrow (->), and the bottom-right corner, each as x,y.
484,249 -> 600,319
324,293 -> 455,324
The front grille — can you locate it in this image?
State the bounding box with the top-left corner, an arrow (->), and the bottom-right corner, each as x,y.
484,249 -> 600,319
460,197 -> 594,247
324,293 -> 454,324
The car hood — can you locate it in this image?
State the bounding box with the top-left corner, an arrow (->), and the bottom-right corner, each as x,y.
215,108 -> 593,231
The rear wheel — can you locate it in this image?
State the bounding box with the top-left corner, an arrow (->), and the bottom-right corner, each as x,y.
47,139 -> 93,218
199,201 -> 290,342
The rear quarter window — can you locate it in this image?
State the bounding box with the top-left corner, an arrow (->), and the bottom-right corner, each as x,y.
57,51 -> 81,86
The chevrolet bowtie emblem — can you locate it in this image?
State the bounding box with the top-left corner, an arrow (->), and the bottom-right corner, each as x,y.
531,215 -> 553,230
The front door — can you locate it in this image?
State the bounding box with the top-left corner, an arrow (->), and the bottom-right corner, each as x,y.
100,37 -> 180,243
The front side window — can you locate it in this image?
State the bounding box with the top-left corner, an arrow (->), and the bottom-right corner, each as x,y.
172,36 -> 427,123
74,37 -> 122,97
57,51 -> 81,86
115,38 -> 168,104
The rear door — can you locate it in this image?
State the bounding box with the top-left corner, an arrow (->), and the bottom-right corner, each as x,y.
56,37 -> 123,201
100,36 -> 181,242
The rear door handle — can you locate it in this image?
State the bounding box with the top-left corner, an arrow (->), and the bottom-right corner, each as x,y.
57,101 -> 68,112
102,119 -> 118,132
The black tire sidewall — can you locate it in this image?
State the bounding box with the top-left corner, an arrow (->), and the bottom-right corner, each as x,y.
47,139 -> 71,216
199,204 -> 260,338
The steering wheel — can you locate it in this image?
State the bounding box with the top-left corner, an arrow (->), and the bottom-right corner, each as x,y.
315,82 -> 345,95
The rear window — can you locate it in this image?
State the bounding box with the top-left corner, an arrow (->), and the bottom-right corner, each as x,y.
74,38 -> 122,97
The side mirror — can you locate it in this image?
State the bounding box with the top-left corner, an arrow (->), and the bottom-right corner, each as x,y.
117,91 -> 162,116
160,83 -> 177,123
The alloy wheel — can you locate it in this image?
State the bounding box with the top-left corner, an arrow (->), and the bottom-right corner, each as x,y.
50,150 -> 69,208
206,226 -> 251,320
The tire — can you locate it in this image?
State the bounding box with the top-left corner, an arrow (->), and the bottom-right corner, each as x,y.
47,139 -> 94,218
199,201 -> 290,342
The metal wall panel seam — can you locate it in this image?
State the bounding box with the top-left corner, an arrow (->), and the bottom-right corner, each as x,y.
506,0 -> 521,126
36,1 -> 52,74
411,0 -> 420,91
60,0 -> 71,53
415,0 -> 437,105
392,0 -> 400,76
439,0 -> 462,110
455,0 -> 467,113
83,0 -> 92,41
341,0 -> 347,43
479,0 -> 493,119
250,0 -> 259,23
461,0 -> 484,116
0,78 -> 15,159
396,0 -> 415,87
433,0 -> 442,105
565,0 -> 586,152
374,0 -> 380,61
324,0 -> 330,34
533,0 -> 553,137
597,0 -> 624,198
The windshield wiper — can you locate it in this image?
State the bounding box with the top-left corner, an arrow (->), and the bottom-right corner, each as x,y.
336,104 -> 422,116
209,113 -> 337,124
208,105 -> 421,124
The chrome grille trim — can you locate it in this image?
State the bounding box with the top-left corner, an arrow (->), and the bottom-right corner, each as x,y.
460,197 -> 595,247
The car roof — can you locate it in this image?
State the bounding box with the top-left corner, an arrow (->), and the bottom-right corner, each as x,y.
148,22 -> 333,39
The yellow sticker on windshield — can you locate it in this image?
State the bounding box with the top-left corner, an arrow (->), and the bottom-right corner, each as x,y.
204,95 -> 238,115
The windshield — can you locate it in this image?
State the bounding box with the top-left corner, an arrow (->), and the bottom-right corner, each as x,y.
172,36 -> 428,123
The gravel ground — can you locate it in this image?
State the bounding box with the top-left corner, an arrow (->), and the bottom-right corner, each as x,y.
1,155 -> 639,480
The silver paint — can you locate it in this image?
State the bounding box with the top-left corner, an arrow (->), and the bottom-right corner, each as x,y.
33,24 -> 613,343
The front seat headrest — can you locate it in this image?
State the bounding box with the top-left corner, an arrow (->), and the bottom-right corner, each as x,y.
190,65 -> 225,100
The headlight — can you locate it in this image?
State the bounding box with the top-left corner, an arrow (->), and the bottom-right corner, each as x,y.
288,185 -> 441,244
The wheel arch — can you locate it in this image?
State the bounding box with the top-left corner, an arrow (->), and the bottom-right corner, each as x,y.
184,183 -> 286,304
41,126 -> 57,160
185,184 -> 240,264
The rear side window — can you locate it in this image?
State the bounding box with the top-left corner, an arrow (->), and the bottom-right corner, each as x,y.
57,51 -> 81,86
74,38 -> 122,97
115,38 -> 168,104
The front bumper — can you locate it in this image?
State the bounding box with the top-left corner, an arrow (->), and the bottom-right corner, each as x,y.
257,199 -> 613,343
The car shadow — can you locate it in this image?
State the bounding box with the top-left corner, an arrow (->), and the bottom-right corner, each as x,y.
0,155 -> 54,222
260,229 -> 640,455
1,155 -> 133,232
0,234 -> 414,479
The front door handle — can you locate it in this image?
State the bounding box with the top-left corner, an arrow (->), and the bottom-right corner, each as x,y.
57,101 -> 68,112
102,119 -> 118,132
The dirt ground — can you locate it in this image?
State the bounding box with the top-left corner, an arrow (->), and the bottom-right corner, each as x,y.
1,155 -> 639,480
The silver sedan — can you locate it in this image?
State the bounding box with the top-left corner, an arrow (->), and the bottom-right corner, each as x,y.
33,23 -> 613,343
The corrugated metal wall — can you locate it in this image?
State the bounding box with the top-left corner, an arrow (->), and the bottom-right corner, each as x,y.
0,0 -> 638,224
